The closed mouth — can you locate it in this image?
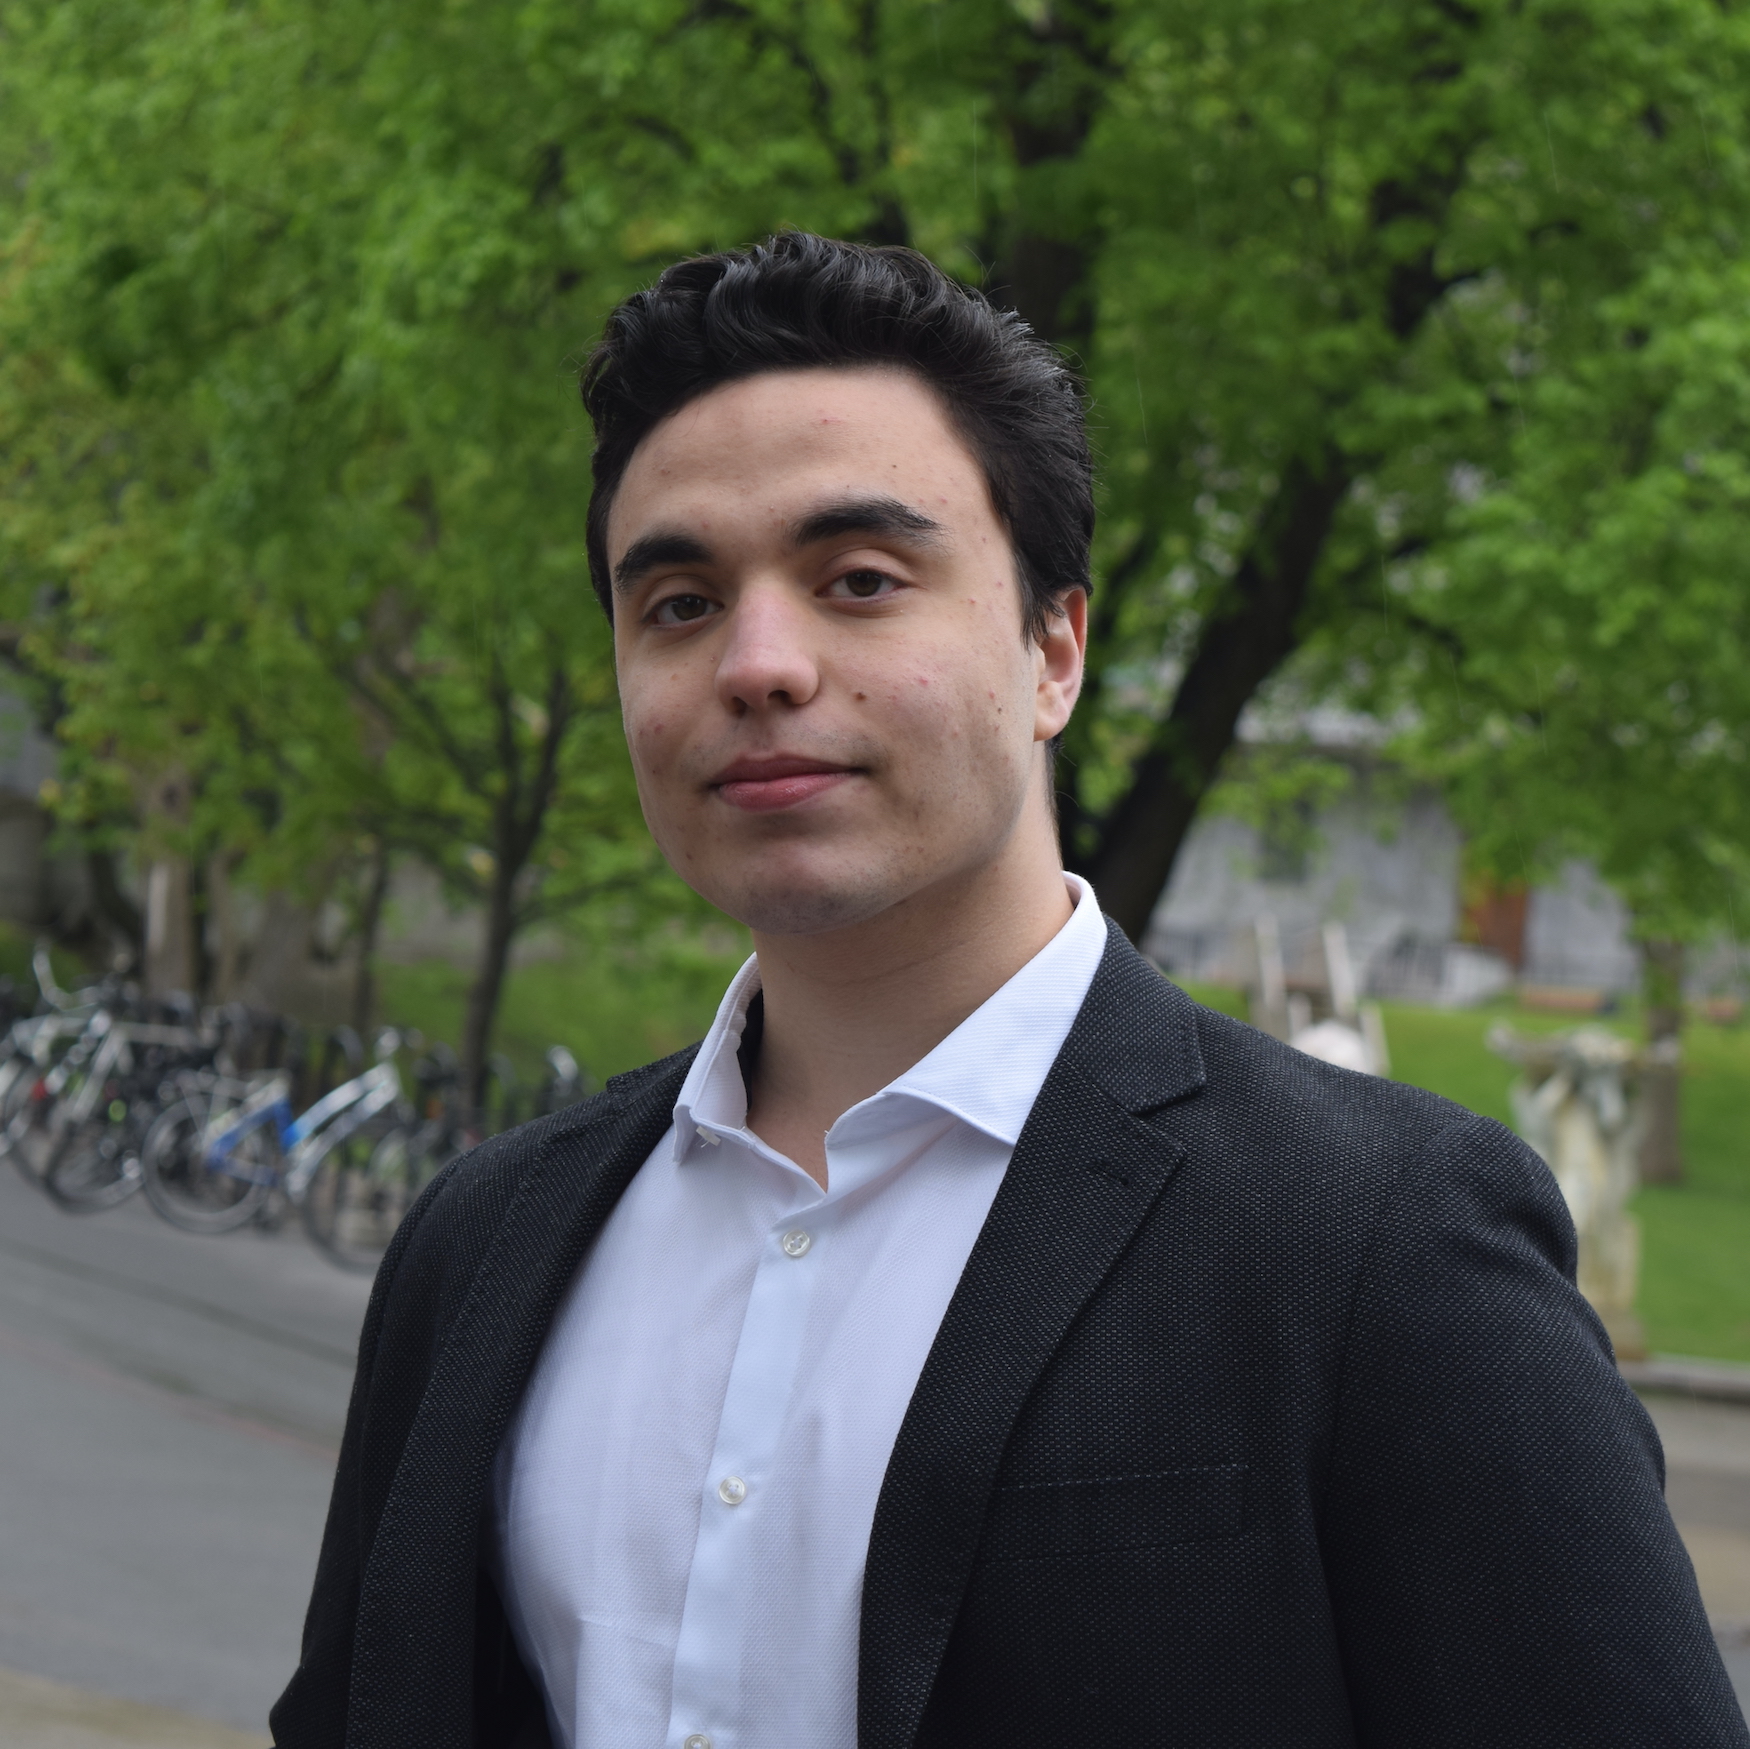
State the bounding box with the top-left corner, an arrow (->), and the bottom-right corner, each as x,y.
710,756 -> 861,814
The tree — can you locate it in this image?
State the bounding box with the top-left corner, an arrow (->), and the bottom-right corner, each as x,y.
5,0 -> 1749,1114
0,0 -> 668,1098
1060,0 -> 1750,935
1367,244 -> 1750,1179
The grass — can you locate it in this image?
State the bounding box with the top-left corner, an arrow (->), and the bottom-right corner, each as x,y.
1187,981 -> 1750,1364
376,927 -> 747,1089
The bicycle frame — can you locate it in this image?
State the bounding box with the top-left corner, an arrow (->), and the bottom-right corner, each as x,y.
203,1059 -> 403,1199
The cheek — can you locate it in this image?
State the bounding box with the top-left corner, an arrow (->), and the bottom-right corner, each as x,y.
870,639 -> 1031,772
618,677 -> 683,790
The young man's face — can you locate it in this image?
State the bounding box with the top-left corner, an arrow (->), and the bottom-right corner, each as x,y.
607,366 -> 1085,937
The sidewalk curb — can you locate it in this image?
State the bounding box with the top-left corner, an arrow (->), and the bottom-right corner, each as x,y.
1622,1355 -> 1750,1406
0,1665 -> 267,1749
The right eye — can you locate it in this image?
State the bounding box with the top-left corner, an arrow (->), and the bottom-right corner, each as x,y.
651,593 -> 720,627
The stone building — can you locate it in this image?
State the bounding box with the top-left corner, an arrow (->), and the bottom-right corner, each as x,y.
1141,721 -> 1681,1005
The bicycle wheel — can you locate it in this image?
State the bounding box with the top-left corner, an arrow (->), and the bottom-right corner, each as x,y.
42,1103 -> 147,1211
0,1055 -> 46,1185
299,1119 -> 428,1272
141,1097 -> 275,1234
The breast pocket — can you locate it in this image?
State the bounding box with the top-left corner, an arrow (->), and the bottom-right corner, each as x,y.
980,1464 -> 1249,1562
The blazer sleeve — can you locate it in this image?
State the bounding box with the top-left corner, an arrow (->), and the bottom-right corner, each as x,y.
1320,1111 -> 1747,1747
269,1166 -> 456,1749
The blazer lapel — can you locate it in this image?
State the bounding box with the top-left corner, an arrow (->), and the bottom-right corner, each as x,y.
859,924 -> 1206,1749
346,1053 -> 694,1749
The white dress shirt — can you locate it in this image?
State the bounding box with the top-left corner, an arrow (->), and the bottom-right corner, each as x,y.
491,875 -> 1107,1749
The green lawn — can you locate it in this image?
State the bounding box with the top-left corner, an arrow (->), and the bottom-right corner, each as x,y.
1186,981 -> 1750,1364
377,928 -> 747,1089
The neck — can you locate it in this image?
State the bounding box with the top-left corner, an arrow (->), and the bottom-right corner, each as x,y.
743,822 -> 1074,1187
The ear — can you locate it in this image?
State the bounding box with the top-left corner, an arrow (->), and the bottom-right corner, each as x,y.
1034,588 -> 1087,743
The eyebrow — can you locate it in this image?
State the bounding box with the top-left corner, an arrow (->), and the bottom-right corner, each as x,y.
613,531 -> 714,594
792,495 -> 947,550
611,495 -> 947,595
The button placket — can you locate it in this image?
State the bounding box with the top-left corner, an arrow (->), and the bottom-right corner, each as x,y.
667,1178 -> 827,1749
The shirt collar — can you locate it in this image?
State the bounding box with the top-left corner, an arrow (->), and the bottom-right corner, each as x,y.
671,874 -> 1107,1163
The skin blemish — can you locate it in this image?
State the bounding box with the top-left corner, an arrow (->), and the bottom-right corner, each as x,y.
854,691 -> 867,702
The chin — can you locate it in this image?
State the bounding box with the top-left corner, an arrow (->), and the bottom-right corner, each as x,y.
707,860 -> 908,938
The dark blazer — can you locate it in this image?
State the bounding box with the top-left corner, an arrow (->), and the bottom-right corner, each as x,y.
272,923 -> 1746,1748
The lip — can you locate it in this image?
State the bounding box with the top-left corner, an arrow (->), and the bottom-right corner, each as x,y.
710,755 -> 861,814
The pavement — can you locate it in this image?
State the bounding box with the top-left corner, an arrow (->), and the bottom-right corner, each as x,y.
1650,1389 -> 1750,1703
0,1157 -> 1746,1745
0,1161 -> 367,1742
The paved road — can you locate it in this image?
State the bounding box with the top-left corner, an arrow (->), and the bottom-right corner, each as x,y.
1650,1389 -> 1750,1706
0,1163 -> 368,1735
0,1159 -> 1746,1740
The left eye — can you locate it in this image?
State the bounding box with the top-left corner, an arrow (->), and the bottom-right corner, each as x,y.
831,570 -> 896,599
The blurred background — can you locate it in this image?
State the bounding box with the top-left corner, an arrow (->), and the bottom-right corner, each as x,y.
1,0 -> 1748,1739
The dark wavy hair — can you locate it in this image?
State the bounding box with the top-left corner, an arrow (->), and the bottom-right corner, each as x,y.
581,232 -> 1093,641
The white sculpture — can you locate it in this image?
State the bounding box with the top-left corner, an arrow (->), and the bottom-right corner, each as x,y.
1250,917 -> 1390,1076
1488,1026 -> 1648,1360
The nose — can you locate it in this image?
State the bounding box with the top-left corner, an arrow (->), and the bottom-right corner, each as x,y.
714,580 -> 821,716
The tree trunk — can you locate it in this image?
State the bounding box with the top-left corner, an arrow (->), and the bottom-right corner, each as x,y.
1075,452 -> 1351,940
207,855 -> 242,1001
140,770 -> 196,998
85,847 -> 143,968
1638,938 -> 1684,1186
460,860 -> 518,1121
143,859 -> 195,997
984,5 -> 1115,348
235,891 -> 318,1015
351,841 -> 392,1038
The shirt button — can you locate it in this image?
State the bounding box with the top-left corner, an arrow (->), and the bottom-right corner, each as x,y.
684,1736 -> 712,1749
717,1475 -> 747,1506
780,1229 -> 812,1257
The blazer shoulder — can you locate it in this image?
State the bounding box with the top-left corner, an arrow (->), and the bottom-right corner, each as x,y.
1160,997 -> 1543,1229
1186,998 -> 1473,1137
424,1042 -> 698,1210
374,1043 -> 701,1344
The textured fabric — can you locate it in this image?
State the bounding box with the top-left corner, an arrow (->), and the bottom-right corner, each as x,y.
270,920 -> 1748,1749
489,874 -> 1105,1749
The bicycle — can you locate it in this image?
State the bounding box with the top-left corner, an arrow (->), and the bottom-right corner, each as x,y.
0,949 -> 211,1211
142,1029 -> 461,1269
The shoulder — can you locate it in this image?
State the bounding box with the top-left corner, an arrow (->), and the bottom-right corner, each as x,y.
1067,929 -> 1534,1231
367,1045 -> 701,1351
1187,998 -> 1468,1145
1171,996 -> 1567,1266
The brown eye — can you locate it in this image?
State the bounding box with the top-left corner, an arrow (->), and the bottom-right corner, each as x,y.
839,570 -> 891,599
655,593 -> 716,625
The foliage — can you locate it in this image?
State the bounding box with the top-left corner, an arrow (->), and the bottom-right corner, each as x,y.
0,0 -> 680,1089
1364,246 -> 1750,947
1067,0 -> 1750,930
3,0 -> 1750,1083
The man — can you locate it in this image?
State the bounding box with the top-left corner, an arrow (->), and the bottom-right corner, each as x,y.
272,233 -> 1744,1749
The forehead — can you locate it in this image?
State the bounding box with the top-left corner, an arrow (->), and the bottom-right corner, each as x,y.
606,366 -> 992,554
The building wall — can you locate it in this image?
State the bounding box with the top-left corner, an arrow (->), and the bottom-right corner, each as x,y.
1143,774 -> 1465,995
1144,770 -> 1670,1002
1522,862 -> 1640,992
